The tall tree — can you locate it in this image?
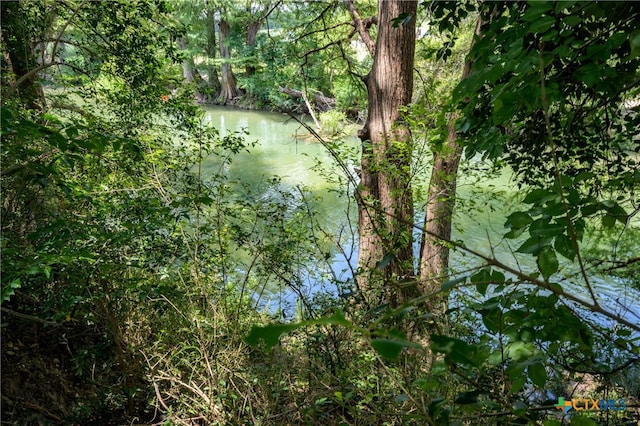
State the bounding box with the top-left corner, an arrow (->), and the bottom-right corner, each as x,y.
218,16 -> 242,103
173,0 -> 218,102
346,0 -> 417,304
204,2 -> 221,94
419,17 -> 482,311
243,0 -> 281,77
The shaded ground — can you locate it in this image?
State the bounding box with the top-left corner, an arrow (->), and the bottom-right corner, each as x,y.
1,306 -> 151,425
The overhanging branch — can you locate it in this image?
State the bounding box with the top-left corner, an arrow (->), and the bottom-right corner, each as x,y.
344,0 -> 376,56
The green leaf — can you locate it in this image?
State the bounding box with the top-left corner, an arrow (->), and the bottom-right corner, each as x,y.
371,338 -> 421,361
602,214 -> 617,228
1,278 -> 21,304
554,234 -> 576,260
454,390 -> 481,405
563,15 -> 582,26
506,362 -> 526,381
522,2 -> 554,22
244,323 -> 300,350
471,268 -> 491,295
431,335 -> 482,367
528,363 -> 547,387
530,219 -> 565,237
604,201 -> 628,224
441,276 -> 466,291
516,236 -> 552,254
491,270 -> 505,284
391,12 -> 413,28
569,416 -> 598,426
311,309 -> 351,327
537,248 -> 559,280
629,30 -> 640,60
376,253 -> 394,270
0,107 -> 14,131
505,226 -> 526,239
245,309 -> 353,351
505,212 -> 532,229
528,15 -> 555,34
522,189 -> 557,204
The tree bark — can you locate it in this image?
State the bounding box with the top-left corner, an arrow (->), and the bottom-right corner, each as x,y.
178,37 -> 207,103
1,1 -> 46,110
419,18 -> 483,312
351,0 -> 417,305
178,37 -> 196,83
218,18 -> 242,104
419,120 -> 462,311
244,1 -> 280,78
245,19 -> 260,77
204,4 -> 221,94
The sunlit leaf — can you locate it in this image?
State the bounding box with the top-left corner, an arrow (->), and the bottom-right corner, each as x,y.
312,309 -> 351,327
244,323 -> 300,350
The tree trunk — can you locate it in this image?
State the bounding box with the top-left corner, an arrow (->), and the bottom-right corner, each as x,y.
355,0 -> 417,305
218,18 -> 242,104
178,37 -> 196,83
245,2 -> 279,79
419,18 -> 483,312
419,120 -> 462,312
178,37 -> 207,103
204,5 -> 221,94
245,20 -> 260,77
1,1 -> 45,110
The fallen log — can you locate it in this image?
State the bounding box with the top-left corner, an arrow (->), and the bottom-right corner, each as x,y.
278,87 -> 336,112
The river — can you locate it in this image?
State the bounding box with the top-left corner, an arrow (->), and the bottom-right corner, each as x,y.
202,105 -> 640,326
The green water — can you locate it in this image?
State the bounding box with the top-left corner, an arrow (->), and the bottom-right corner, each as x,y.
203,106 -> 340,189
202,106 -> 640,324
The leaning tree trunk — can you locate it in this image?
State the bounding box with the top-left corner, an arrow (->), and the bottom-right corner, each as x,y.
355,0 -> 417,305
419,18 -> 483,312
218,18 -> 241,104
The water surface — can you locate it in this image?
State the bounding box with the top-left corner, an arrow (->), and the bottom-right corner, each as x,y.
202,106 -> 640,326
